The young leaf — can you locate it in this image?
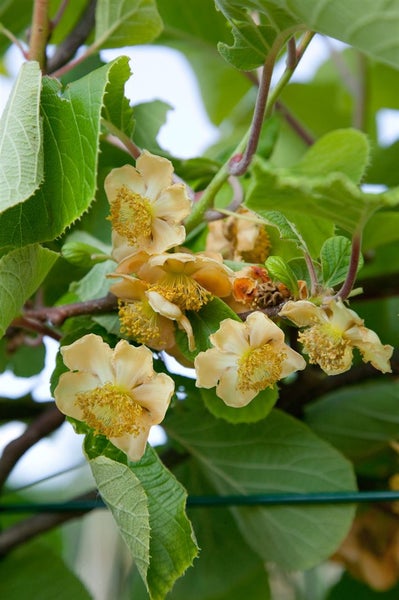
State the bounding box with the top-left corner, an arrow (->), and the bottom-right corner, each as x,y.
166,401 -> 356,571
0,61 -> 43,213
201,386 -> 278,424
0,57 -> 130,249
94,0 -> 163,49
320,235 -> 352,288
86,440 -> 198,600
304,380 -> 399,461
265,255 -> 299,296
0,244 -> 58,338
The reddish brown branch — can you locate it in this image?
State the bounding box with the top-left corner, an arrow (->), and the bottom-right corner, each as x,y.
20,294 -> 118,327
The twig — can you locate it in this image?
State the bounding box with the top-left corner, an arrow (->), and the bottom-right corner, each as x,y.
47,0 -> 97,74
21,294 -> 118,327
29,0 -> 50,71
0,406 -> 65,491
335,231 -> 362,300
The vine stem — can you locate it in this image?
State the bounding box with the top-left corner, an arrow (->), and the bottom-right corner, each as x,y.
29,0 -> 50,71
335,230 -> 363,300
185,31 -> 314,233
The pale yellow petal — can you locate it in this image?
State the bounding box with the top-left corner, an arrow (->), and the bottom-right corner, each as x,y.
146,290 -> 182,319
61,334 -> 114,382
345,325 -> 393,373
194,348 -> 237,388
152,185 -> 191,222
54,371 -> 99,420
109,274 -> 148,300
113,342 -> 154,389
216,367 -> 257,407
110,428 -> 150,462
246,312 -> 285,348
133,373 -> 174,421
210,318 -> 249,354
136,151 -> 173,198
279,300 -> 322,327
279,346 -> 307,378
150,218 -> 187,254
105,164 -> 145,201
193,264 -> 232,297
115,251 -> 152,275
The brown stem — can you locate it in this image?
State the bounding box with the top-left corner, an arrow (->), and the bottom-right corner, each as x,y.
29,0 -> 50,71
0,397 -> 53,421
0,407 -> 65,491
335,231 -> 362,300
9,317 -> 62,341
21,293 -> 118,327
47,0 -> 97,74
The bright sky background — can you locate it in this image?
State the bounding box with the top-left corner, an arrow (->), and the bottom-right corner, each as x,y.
1,36 -> 399,490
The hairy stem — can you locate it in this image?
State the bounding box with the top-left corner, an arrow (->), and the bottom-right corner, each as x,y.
335,231 -> 362,300
29,0 -> 50,71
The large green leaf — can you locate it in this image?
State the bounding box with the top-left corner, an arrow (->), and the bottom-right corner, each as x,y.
0,244 -> 58,338
0,57 -> 130,250
215,0 -> 399,70
94,0 -> 163,49
0,61 -> 43,212
304,380 -> 399,461
0,540 -> 91,600
85,439 -> 198,600
165,401 -> 356,570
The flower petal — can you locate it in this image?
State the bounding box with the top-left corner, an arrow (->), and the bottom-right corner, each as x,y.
105,164 -> 145,201
210,318 -> 249,354
54,371 -> 99,420
216,367 -> 257,407
279,300 -> 322,327
61,334 -> 114,382
194,347 -> 237,388
152,185 -> 191,222
247,312 -> 285,348
150,218 -> 187,254
345,325 -> 393,373
109,274 -> 148,300
133,373 -> 174,422
136,151 -> 173,198
110,428 -> 151,462
279,345 -> 307,378
112,341 -> 154,389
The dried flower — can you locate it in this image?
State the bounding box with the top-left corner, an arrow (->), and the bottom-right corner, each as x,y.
279,299 -> 393,375
54,334 -> 174,461
194,312 -> 306,407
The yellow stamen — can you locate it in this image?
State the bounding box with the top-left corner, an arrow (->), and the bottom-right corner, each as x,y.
150,274 -> 211,312
108,185 -> 153,245
237,344 -> 286,392
299,323 -> 349,372
75,382 -> 144,438
118,300 -> 166,348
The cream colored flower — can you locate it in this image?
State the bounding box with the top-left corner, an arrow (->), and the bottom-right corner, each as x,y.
279,299 -> 393,375
110,274 -> 195,351
54,334 -> 174,461
194,311 -> 306,407
206,207 -> 271,263
105,151 -> 191,261
117,251 -> 233,313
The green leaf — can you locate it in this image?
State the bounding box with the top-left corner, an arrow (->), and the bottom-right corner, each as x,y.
320,235 -> 352,288
0,540 -> 91,600
246,158 -> 396,240
132,100 -> 171,151
0,244 -> 58,339
94,0 -> 163,49
304,380 -> 399,461
175,297 -> 241,361
293,129 -> 370,184
101,56 -> 134,138
363,211 -> 399,251
0,57 -> 130,250
9,341 -> 46,377
201,385 -> 278,424
265,255 -> 299,295
0,61 -> 43,213
89,455 -> 151,585
86,441 -> 198,600
166,401 -> 356,570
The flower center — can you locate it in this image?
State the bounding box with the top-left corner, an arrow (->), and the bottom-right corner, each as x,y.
237,344 -> 286,392
75,382 -> 144,438
299,322 -> 350,372
118,300 -> 170,350
108,185 -> 153,246
150,273 -> 211,312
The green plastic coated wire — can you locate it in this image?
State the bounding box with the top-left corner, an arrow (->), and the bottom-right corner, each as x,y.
2,490 -> 399,513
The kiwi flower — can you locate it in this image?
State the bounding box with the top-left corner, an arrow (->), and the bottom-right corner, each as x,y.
194,312 -> 306,407
54,334 -> 174,461
105,151 -> 191,261
116,251 -> 233,313
279,299 -> 393,375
